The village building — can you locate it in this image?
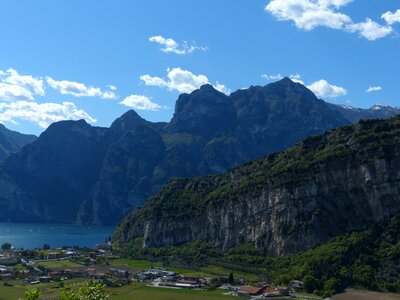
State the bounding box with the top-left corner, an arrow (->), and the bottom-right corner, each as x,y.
238,285 -> 267,297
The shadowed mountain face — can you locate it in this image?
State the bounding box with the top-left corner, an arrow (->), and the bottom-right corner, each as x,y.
0,78 -> 398,225
115,115 -> 400,256
0,124 -> 37,162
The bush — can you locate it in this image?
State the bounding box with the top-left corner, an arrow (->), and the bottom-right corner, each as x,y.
352,265 -> 374,288
303,275 -> 318,293
324,278 -> 341,294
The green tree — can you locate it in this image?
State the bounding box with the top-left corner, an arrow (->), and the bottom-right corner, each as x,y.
1,242 -> 11,251
43,243 -> 51,250
303,275 -> 318,293
352,265 -> 374,288
229,272 -> 235,284
276,274 -> 291,285
324,278 -> 341,294
25,288 -> 40,300
61,280 -> 109,300
61,288 -> 80,300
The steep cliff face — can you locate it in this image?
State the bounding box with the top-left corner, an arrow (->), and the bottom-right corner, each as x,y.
115,116 -> 400,255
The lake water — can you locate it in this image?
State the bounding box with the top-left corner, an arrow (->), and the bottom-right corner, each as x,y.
0,223 -> 115,249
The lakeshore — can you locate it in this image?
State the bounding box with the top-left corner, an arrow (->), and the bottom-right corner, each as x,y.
0,223 -> 115,249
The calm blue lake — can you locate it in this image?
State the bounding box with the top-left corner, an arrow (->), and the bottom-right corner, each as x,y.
0,223 -> 115,249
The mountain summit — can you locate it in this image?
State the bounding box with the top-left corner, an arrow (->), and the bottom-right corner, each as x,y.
0,79 -> 398,224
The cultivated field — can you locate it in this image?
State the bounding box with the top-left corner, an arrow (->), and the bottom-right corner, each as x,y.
106,285 -> 237,300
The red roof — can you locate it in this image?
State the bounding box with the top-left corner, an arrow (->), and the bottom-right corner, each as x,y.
239,286 -> 266,295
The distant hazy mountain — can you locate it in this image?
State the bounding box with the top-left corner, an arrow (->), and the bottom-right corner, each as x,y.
0,124 -> 37,162
327,103 -> 400,123
0,78 -> 398,225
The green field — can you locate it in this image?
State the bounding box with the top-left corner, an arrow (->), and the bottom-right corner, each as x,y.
110,258 -> 259,280
0,278 -> 89,300
36,260 -> 83,269
107,285 -> 236,300
110,258 -> 161,270
0,282 -> 236,300
0,284 -> 25,300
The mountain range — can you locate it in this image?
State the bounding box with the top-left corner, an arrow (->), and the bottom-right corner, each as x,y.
0,78 -> 399,225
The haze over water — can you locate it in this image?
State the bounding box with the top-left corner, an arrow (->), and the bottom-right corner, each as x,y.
0,223 -> 115,249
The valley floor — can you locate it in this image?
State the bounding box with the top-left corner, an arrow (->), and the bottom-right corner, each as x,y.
1,257 -> 399,300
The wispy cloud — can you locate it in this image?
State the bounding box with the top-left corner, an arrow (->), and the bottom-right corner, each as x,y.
367,86 -> 382,93
119,95 -> 162,111
262,73 -> 284,81
0,68 -> 45,101
149,35 -> 208,55
47,77 -> 117,99
0,101 -> 96,128
262,73 -> 304,83
140,67 -> 230,94
265,0 -> 393,41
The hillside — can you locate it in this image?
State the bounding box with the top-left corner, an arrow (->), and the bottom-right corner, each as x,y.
115,115 -> 400,256
0,78 -> 398,225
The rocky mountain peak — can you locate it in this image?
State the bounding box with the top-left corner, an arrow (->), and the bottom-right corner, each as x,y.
167,84 -> 237,136
110,110 -> 148,129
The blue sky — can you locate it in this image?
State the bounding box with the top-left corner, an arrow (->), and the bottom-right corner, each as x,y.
0,0 -> 399,135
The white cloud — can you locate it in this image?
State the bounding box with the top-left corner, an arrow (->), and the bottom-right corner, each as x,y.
149,35 -> 208,55
119,95 -> 162,111
265,0 -> 393,40
367,86 -> 382,93
347,18 -> 392,41
0,101 -> 96,128
214,82 -> 230,95
47,77 -> 117,99
140,75 -> 168,88
0,68 -> 45,101
140,68 -> 230,94
265,0 -> 352,31
382,9 -> 400,25
307,79 -> 347,98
